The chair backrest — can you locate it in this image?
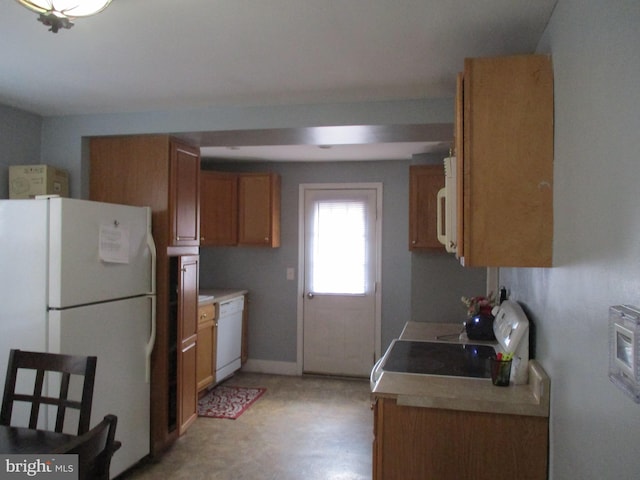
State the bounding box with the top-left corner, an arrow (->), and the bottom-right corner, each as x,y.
0,349 -> 97,435
64,414 -> 121,480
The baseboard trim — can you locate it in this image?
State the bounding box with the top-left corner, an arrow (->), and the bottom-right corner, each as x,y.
241,359 -> 299,376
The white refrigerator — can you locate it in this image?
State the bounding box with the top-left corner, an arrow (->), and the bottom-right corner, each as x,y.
0,196 -> 156,478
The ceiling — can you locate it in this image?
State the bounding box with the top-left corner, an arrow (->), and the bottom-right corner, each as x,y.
2,0 -> 556,161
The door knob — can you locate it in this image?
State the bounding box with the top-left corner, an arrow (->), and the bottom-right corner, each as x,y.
307,292 -> 314,299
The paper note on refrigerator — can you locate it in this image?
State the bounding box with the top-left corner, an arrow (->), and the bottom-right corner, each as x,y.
99,222 -> 130,263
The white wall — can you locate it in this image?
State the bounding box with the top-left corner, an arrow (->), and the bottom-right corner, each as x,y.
501,1 -> 640,478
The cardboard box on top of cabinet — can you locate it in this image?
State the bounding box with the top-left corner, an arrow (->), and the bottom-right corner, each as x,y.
9,164 -> 69,199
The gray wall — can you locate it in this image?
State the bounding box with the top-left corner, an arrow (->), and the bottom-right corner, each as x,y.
411,253 -> 485,324
37,98 -> 452,198
0,105 -> 42,198
200,160 -> 485,362
501,1 -> 640,479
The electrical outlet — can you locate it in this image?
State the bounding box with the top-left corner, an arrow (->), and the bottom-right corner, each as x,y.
286,267 -> 295,280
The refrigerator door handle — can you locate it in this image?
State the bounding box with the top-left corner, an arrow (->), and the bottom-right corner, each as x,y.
145,207 -> 157,297
144,207 -> 157,383
145,294 -> 156,383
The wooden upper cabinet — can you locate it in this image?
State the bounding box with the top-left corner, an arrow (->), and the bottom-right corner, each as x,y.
238,173 -> 280,247
456,54 -> 554,267
170,141 -> 200,247
409,165 -> 445,250
200,171 -> 238,246
89,135 -> 201,250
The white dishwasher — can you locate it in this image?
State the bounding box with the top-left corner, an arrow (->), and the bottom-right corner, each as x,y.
216,296 -> 244,382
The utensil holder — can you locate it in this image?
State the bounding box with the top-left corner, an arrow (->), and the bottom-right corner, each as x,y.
490,358 -> 512,386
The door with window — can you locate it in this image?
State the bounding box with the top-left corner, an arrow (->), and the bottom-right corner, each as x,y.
302,185 -> 380,377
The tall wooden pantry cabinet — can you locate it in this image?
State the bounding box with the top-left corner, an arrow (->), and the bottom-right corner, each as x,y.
89,134 -> 200,455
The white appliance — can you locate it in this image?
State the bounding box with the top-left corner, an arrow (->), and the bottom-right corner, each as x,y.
215,296 -> 244,382
0,196 -> 156,478
436,156 -> 457,254
371,300 -> 530,387
491,300 -> 530,385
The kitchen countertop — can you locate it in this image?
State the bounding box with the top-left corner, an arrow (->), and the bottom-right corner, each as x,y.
371,322 -> 550,417
199,288 -> 248,305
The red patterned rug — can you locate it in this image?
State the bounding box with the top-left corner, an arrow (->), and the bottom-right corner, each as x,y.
198,385 -> 266,419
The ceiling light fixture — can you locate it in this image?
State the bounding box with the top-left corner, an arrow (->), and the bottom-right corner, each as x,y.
16,0 -> 112,33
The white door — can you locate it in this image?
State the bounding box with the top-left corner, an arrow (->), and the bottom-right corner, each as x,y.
302,185 -> 380,377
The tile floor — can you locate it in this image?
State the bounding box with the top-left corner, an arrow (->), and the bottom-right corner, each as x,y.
120,372 -> 373,480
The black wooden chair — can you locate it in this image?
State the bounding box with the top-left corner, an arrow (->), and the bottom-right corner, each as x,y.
64,414 -> 121,480
0,349 -> 97,435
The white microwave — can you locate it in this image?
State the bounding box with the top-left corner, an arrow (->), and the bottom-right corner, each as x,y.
436,156 -> 457,254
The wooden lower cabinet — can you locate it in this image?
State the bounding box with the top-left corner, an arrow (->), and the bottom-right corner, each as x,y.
176,255 -> 199,435
178,339 -> 197,433
196,304 -> 217,391
373,398 -> 548,480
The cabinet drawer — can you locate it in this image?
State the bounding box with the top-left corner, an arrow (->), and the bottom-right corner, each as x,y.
198,304 -> 216,325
